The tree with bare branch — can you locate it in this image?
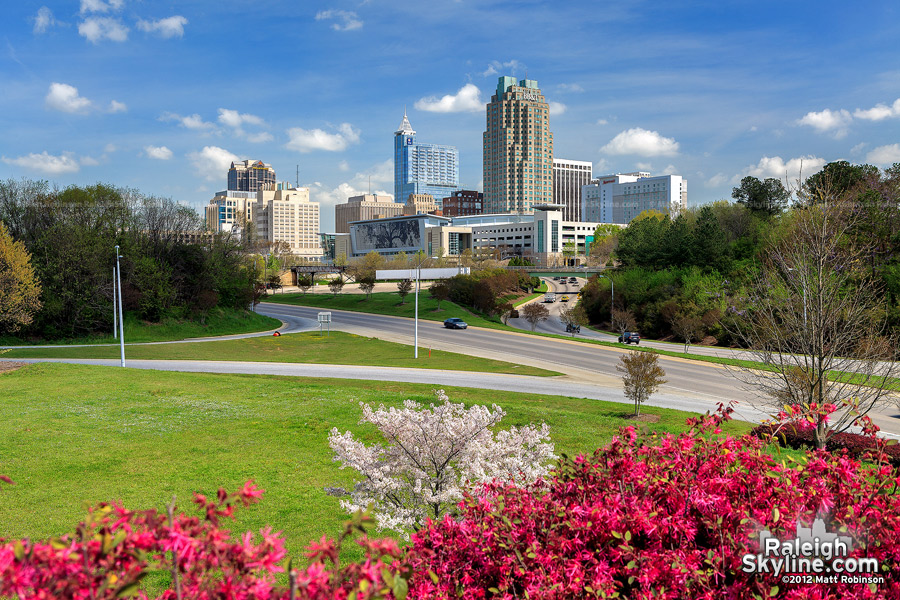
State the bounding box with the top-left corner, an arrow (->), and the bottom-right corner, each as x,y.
616,350 -> 667,417
670,311 -> 703,353
559,303 -> 588,336
611,308 -> 637,337
521,302 -> 550,331
727,198 -> 899,449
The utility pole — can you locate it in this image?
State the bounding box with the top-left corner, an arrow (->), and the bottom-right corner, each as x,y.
115,246 -> 125,367
112,267 -> 117,339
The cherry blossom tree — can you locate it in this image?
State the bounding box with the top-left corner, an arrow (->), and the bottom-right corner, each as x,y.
328,389 -> 556,534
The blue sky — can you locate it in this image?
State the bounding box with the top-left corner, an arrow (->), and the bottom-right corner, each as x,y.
2,0 -> 899,232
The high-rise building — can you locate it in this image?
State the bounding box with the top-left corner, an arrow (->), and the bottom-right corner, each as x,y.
441,190 -> 484,217
334,194 -> 405,233
483,76 -> 554,214
253,183 -> 321,259
552,159 -> 593,221
227,159 -> 276,192
393,111 -> 459,210
205,182 -> 322,258
403,194 -> 438,216
582,172 -> 687,224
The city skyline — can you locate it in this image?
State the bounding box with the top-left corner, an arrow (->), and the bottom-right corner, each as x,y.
1,0 -> 899,232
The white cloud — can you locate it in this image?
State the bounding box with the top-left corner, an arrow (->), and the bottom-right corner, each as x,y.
160,112 -> 217,132
80,0 -> 124,14
557,83 -> 584,93
481,60 -> 523,77
738,155 -> 826,184
104,143 -> 117,153
315,9 -> 362,31
601,128 -> 679,157
548,101 -> 567,116
662,164 -> 679,176
338,160 -> 350,172
866,144 -> 900,166
80,156 -> 100,166
593,158 -> 610,174
286,123 -> 360,152
415,83 -> 484,113
145,145 -> 173,160
635,162 -> 653,170
308,160 -> 394,215
854,98 -> 900,121
34,7 -> 62,34
596,118 -> 609,126
188,146 -> 239,181
217,108 -> 264,129
850,142 -> 867,155
796,108 -> 852,138
217,108 -> 271,142
246,131 -> 274,143
137,16 -> 188,38
705,173 -> 730,188
78,17 -> 128,43
45,83 -> 92,114
107,100 -> 127,113
2,151 -> 81,175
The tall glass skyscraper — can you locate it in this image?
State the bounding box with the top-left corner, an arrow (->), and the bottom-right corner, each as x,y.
483,77 -> 554,214
393,111 -> 459,209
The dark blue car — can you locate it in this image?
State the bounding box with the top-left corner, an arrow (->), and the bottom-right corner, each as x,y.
444,318 -> 468,329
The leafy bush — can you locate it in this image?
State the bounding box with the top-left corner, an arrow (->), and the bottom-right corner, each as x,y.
408,405 -> 900,598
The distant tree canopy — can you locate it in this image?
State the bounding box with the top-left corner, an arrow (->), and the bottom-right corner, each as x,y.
0,178 -> 259,339
731,176 -> 790,217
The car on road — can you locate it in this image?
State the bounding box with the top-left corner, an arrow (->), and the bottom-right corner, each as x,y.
443,317 -> 468,329
569,277 -> 577,283
543,293 -> 556,302
618,331 -> 641,344
560,295 -> 570,302
565,323 -> 581,333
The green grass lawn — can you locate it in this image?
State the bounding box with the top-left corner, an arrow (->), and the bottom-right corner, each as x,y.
0,308 -> 281,346
0,331 -> 559,376
262,291 -> 503,328
0,363 -> 754,564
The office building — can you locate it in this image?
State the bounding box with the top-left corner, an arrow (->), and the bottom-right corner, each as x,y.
334,194 -> 404,233
205,190 -> 256,234
441,189 -> 483,217
227,159 -> 276,192
582,173 -> 687,224
205,182 -> 322,259
394,111 -> 459,210
253,183 -> 321,259
403,194 -> 438,216
483,76 -> 554,214
553,159 -> 592,221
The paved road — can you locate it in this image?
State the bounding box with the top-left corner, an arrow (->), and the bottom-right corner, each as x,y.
255,302 -> 900,437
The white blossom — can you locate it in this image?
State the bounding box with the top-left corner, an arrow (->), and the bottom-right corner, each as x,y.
328,390 -> 556,534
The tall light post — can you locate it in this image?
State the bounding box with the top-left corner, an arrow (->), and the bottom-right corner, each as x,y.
115,246 -> 125,367
112,267 -> 118,339
412,252 -> 429,359
597,273 -> 614,329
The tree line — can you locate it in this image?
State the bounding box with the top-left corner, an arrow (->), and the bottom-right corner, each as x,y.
581,161 -> 900,345
0,179 -> 259,339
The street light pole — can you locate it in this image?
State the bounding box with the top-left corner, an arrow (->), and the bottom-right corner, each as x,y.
112,267 -> 117,339
115,246 -> 125,367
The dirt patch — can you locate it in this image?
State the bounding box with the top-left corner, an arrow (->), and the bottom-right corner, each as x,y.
699,335 -> 719,346
0,361 -> 27,375
624,413 -> 661,423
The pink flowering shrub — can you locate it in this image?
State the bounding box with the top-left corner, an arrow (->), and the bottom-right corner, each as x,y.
407,404 -> 900,599
0,482 -> 409,600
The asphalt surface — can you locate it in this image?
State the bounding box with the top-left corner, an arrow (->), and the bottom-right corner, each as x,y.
254,302 -> 900,437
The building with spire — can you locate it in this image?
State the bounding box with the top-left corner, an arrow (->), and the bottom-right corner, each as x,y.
483,76 -> 554,214
393,110 -> 459,210
227,159 -> 276,192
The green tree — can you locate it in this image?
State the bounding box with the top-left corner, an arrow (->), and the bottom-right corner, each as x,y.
616,350 -> 667,417
691,206 -> 730,273
731,176 -> 790,217
357,273 -> 376,299
397,279 -> 413,304
0,221 -> 42,334
429,278 -> 451,309
803,161 -> 879,201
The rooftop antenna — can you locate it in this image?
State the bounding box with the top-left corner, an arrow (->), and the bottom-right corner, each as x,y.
368,175 -> 371,195
296,165 -> 299,188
